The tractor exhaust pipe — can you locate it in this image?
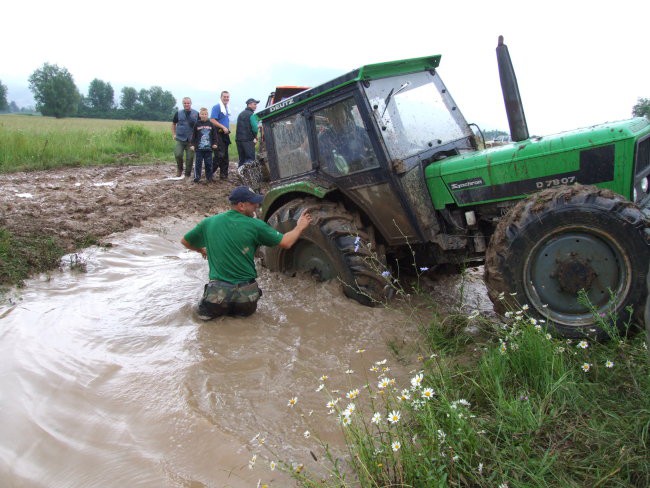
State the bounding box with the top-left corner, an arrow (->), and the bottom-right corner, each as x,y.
496,35 -> 529,142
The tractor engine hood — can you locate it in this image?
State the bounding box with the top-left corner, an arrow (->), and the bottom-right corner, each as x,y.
424,117 -> 650,208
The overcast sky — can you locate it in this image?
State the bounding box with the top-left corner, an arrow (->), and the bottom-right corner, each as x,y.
2,0 -> 649,135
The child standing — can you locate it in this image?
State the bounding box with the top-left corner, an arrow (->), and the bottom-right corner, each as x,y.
189,108 -> 218,183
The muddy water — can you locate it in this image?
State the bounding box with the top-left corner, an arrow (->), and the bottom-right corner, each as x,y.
0,217 -> 492,488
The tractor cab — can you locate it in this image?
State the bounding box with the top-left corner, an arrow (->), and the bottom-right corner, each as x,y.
257,56 -> 476,246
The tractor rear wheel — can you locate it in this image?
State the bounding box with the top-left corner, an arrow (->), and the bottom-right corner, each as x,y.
262,198 -> 389,305
485,185 -> 650,339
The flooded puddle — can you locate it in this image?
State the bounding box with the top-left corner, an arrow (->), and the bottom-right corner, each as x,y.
0,217 -> 491,487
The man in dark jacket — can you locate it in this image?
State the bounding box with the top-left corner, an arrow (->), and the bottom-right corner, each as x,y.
235,98 -> 260,167
171,97 -> 199,177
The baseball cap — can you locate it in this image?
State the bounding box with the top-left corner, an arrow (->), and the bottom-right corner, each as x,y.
246,98 -> 260,105
229,186 -> 264,204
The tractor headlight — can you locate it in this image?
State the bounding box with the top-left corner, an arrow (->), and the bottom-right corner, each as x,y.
641,177 -> 649,193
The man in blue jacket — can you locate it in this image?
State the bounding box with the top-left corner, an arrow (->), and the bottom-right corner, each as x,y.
210,91 -> 232,180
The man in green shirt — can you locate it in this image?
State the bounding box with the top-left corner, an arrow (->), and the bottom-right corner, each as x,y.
181,186 -> 312,319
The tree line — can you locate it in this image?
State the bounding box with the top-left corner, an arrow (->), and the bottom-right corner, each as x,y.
0,63 -> 176,121
2,65 -> 650,122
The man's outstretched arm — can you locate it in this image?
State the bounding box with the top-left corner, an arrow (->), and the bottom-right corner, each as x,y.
278,212 -> 312,249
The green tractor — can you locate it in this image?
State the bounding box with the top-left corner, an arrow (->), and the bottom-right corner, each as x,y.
256,37 -> 650,338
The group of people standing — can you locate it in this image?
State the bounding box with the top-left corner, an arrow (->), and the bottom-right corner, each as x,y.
171,92 -> 261,183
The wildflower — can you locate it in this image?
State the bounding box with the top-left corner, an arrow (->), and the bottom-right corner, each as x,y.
346,389 -> 360,400
398,390 -> 411,402
504,311 -> 512,318
417,354 -> 424,362
381,270 -> 391,278
369,365 -> 379,373
556,346 -> 565,353
499,342 -> 508,354
303,430 -> 310,439
371,412 -> 382,424
387,410 -> 401,424
319,375 -> 328,381
345,369 -> 354,374
378,377 -> 391,389
478,462 -> 483,475
343,403 -> 356,416
326,398 -> 339,409
375,359 -> 388,365
315,384 -> 324,392
498,291 -> 505,300
269,460 -> 276,471
287,397 -> 298,407
294,464 -> 304,474
340,415 -> 351,426
391,441 -> 401,451
545,333 -> 552,340
411,373 -> 424,388
534,324 -> 542,331
468,310 -> 480,320
437,430 -> 447,442
521,304 -> 529,311
577,340 -> 589,349
355,348 -> 365,354
581,363 -> 591,372
422,387 -> 435,399
248,454 -> 257,469
605,360 -> 614,368
451,399 -> 471,409
419,266 -> 429,272
530,317 -> 538,325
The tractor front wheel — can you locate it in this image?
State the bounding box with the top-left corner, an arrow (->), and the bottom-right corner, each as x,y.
485,185 -> 649,338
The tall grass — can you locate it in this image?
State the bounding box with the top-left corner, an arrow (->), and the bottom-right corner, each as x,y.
0,115 -> 172,172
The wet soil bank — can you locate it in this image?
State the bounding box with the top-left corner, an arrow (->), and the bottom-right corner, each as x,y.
0,163 -> 236,285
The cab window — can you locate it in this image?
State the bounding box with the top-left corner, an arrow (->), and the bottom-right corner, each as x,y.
315,98 -> 378,177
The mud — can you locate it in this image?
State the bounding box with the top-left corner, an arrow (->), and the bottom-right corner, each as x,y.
0,163 -> 235,257
0,162 -> 497,487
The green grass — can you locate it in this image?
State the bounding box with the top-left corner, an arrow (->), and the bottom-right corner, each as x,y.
0,228 -> 63,287
0,114 -> 243,173
0,114 -> 174,172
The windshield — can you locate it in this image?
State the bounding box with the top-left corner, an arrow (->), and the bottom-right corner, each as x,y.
364,71 -> 470,161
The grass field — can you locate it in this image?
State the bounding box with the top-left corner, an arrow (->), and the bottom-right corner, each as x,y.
0,114 -> 174,172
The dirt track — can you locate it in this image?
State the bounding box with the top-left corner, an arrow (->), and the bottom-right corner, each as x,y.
0,163 -> 236,255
